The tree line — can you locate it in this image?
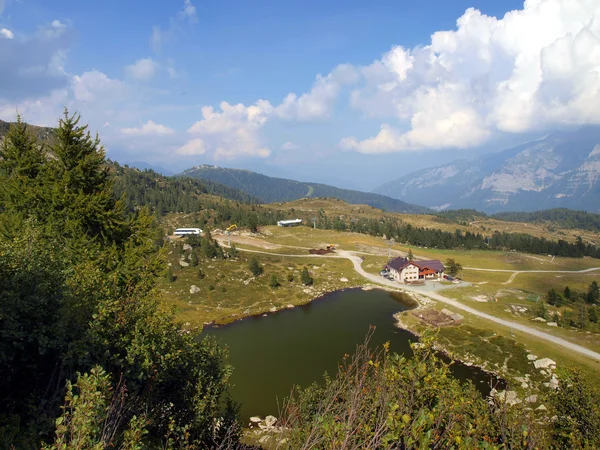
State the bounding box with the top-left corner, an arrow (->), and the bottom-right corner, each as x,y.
303,213 -> 600,258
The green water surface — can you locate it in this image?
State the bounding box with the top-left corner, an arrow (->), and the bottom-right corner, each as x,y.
206,288 -> 496,422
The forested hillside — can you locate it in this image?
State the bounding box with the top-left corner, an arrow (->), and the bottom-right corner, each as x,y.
111,161 -> 260,214
493,208 -> 600,232
181,165 -> 430,214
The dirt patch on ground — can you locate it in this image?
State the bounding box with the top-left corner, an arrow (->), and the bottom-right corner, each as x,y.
309,248 -> 335,255
214,234 -> 281,250
412,308 -> 456,327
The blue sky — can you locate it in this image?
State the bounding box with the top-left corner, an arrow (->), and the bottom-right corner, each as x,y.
1,0 -> 599,190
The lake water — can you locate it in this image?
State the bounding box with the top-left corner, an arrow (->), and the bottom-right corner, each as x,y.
205,288 -> 498,422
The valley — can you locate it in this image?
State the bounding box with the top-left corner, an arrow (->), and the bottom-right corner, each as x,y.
160,217 -> 600,396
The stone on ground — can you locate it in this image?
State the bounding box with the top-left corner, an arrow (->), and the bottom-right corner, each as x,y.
265,415 -> 277,427
189,285 -> 200,294
534,358 -> 556,369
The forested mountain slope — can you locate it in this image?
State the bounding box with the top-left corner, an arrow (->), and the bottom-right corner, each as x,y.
492,208 -> 600,232
181,165 -> 430,214
110,162 -> 261,215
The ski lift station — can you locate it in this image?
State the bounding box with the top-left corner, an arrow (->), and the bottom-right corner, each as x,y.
277,219 -> 302,227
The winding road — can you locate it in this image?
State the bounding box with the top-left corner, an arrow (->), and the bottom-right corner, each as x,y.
217,238 -> 600,363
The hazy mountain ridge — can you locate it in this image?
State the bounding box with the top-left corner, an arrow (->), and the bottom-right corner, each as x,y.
375,127 -> 600,213
180,165 -> 430,214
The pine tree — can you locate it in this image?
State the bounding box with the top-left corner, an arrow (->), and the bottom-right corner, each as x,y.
407,249 -> 414,261
301,267 -> 313,286
190,251 -> 199,267
589,306 -> 599,323
563,286 -> 571,300
269,274 -> 281,288
0,116 -> 46,233
48,110 -> 125,242
249,256 -> 263,277
587,281 -> 599,305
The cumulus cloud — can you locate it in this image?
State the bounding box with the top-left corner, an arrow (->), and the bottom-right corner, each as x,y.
121,120 -> 175,136
125,58 -> 158,81
341,0 -> 600,153
181,100 -> 273,159
0,20 -> 74,100
0,28 -> 13,39
177,138 -> 206,155
281,141 -> 298,150
275,64 -> 358,121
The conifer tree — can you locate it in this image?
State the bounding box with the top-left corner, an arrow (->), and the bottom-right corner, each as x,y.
249,256 -> 263,277
301,267 -> 313,285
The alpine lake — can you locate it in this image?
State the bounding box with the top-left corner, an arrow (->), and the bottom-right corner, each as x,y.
205,288 -> 500,422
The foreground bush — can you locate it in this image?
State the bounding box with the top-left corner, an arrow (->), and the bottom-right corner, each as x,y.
279,331 -> 546,449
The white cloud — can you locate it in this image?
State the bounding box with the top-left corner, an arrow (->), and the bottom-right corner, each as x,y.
183,100 -> 273,159
177,138 -> 206,155
125,58 -> 158,81
342,0 -> 600,153
151,0 -> 197,52
178,0 -> 197,22
72,70 -> 125,102
281,141 -> 298,150
0,28 -> 13,39
121,120 -> 175,136
275,64 -> 358,121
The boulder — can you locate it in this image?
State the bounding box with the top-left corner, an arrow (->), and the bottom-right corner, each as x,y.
286,304 -> 295,309
189,285 -> 201,294
265,415 -> 277,427
495,390 -> 521,406
534,358 -> 556,369
532,317 -> 546,322
249,416 -> 262,423
527,354 -> 538,361
549,376 -> 559,390
547,322 -> 558,327
269,307 -> 277,312
536,404 -> 547,411
179,259 -> 189,267
183,244 -> 192,251
525,395 -> 538,403
340,277 -> 349,282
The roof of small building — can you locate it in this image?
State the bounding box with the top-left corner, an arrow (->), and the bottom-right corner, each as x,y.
386,257 -> 411,271
416,260 -> 445,272
277,219 -> 302,224
386,257 -> 445,273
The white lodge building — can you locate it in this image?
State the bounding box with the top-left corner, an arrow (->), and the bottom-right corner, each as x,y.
385,257 -> 445,283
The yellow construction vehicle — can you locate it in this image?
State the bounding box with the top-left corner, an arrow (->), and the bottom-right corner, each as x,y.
226,224 -> 238,232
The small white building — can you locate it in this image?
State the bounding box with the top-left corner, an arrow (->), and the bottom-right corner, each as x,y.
174,228 -> 202,236
277,219 -> 302,227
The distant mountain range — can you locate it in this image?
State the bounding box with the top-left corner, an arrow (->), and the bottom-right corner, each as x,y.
180,165 -> 430,214
374,126 -> 600,214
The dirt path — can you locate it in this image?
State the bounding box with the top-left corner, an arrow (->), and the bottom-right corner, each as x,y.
225,244 -> 600,363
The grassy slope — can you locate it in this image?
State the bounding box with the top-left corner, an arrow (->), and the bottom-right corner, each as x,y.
160,209 -> 600,386
268,198 -> 600,246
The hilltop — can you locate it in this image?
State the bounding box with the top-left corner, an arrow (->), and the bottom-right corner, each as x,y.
180,165 -> 430,214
